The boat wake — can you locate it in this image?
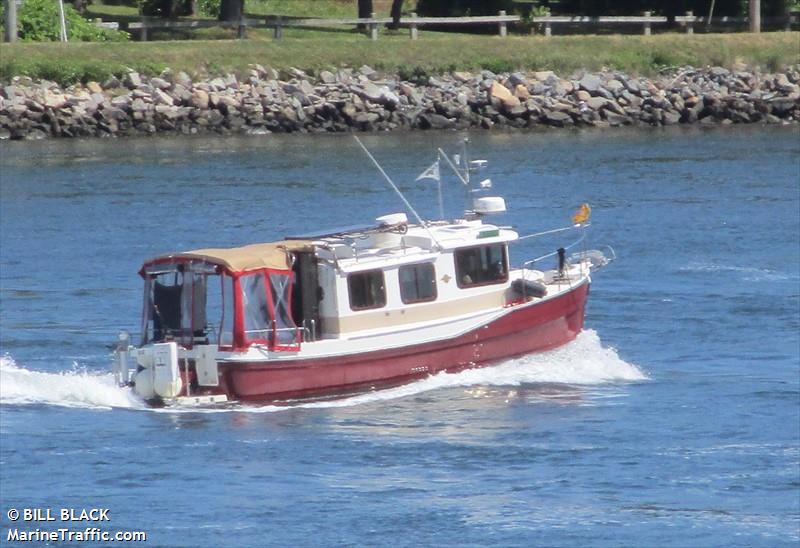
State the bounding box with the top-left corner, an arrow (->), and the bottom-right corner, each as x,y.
296,329 -> 646,412
0,356 -> 142,410
680,261 -> 796,283
0,330 -> 646,413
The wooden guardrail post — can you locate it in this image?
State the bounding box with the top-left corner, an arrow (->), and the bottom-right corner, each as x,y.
544,19 -> 552,37
237,13 -> 246,39
141,16 -> 148,41
369,12 -> 378,40
498,10 -> 507,36
685,11 -> 694,34
643,11 -> 651,35
409,12 -> 418,40
274,16 -> 283,39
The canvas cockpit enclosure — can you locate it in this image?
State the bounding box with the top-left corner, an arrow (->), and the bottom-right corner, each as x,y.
139,241 -> 314,351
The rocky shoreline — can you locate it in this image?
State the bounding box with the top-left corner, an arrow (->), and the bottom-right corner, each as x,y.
1,64 -> 798,140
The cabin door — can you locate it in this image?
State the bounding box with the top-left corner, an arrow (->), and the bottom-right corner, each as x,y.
292,251 -> 321,341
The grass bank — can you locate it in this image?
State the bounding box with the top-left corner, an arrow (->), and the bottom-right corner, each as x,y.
1,32 -> 797,85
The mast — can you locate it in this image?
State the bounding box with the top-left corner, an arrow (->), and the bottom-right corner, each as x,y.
436,150 -> 444,220
353,136 -> 442,249
462,138 -> 471,213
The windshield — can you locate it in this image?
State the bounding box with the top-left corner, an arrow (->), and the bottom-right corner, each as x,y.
141,262 -> 232,348
238,269 -> 299,349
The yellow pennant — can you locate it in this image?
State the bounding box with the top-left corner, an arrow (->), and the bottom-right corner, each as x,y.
572,203 -> 591,225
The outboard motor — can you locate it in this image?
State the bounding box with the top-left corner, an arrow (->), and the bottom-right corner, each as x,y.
113,330 -> 131,386
132,342 -> 183,401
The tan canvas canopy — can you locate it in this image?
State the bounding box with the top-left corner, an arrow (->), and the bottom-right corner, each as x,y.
142,240 -> 314,273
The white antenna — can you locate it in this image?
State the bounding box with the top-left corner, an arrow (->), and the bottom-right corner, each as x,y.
462,138 -> 469,185
438,141 -> 496,217
436,151 -> 444,220
438,148 -> 469,186
353,136 -> 441,249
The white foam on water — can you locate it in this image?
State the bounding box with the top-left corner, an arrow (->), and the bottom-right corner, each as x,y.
680,261 -> 795,282
0,356 -> 143,410
1,330 -> 646,413
291,328 -> 646,411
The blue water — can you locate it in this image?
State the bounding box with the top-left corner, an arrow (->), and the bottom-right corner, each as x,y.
1,127 -> 798,547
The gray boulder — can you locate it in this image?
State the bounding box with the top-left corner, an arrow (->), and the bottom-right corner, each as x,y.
578,73 -> 603,94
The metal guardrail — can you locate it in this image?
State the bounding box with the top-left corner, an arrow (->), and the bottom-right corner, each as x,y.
127,10 -> 521,41
672,12 -> 797,34
95,20 -> 120,30
114,10 -> 798,41
531,11 -> 798,36
4,2 -> 798,43
532,13 -> 666,36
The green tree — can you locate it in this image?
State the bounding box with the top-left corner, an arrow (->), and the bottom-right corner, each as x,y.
10,0 -> 128,41
389,0 -> 404,28
416,0 -> 516,16
141,0 -> 195,17
219,0 -> 243,21
358,0 -> 373,18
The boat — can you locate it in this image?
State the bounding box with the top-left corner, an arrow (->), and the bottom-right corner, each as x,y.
113,139 -> 615,406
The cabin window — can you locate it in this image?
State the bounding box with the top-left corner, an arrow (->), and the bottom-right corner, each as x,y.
142,262 -> 230,348
241,273 -> 270,342
151,271 -> 184,342
181,272 -> 207,340
348,270 -> 386,310
218,274 -> 235,347
269,272 -> 298,347
455,244 -> 508,288
237,270 -> 299,349
399,263 -> 437,304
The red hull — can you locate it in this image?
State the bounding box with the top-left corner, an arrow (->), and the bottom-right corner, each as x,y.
217,282 -> 589,402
